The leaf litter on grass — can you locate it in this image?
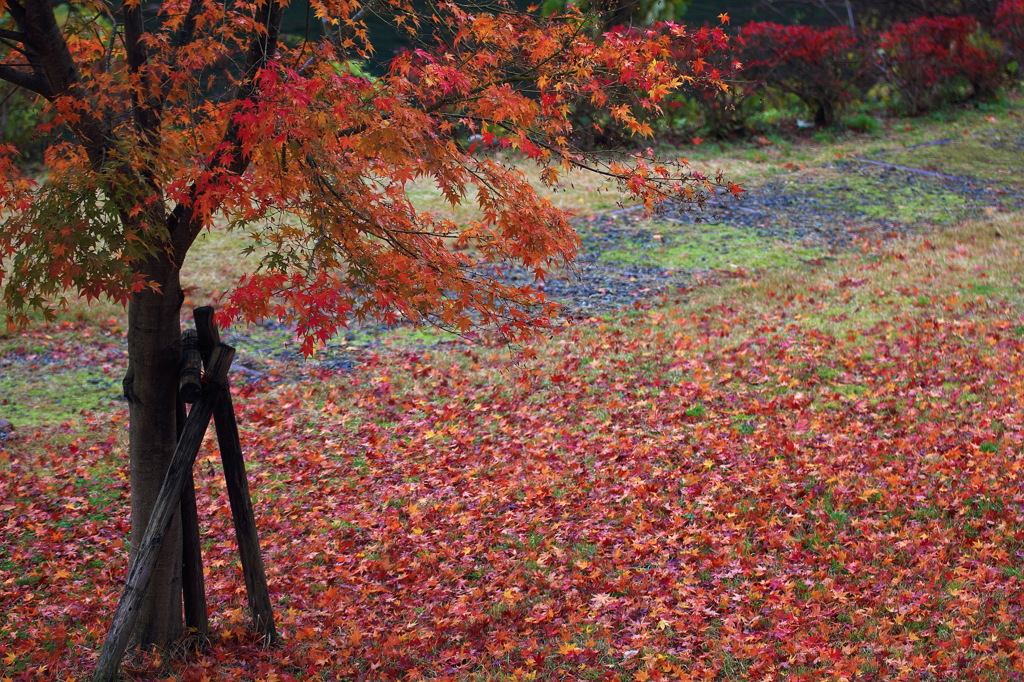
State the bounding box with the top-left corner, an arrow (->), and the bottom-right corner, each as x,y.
6,114 -> 1024,680
4,214 -> 1024,680
498,120 -> 1024,320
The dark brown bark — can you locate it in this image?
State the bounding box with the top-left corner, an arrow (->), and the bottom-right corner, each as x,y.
122,263 -> 186,646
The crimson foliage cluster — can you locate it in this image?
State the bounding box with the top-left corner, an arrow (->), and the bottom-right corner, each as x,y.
656,0 -> 1024,137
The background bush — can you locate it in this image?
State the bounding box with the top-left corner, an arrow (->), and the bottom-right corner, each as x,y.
877,16 -> 1004,114
1,87 -> 47,166
741,22 -> 871,126
995,0 -> 1024,62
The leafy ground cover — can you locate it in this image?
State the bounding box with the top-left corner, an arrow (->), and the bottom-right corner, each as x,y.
4,104 -> 1024,680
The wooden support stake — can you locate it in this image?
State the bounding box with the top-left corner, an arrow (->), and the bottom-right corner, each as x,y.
213,389 -> 279,644
193,307 -> 219,364
180,329 -> 203,404
179,343 -> 208,638
180,469 -> 208,639
193,305 -> 277,643
93,345 -> 234,682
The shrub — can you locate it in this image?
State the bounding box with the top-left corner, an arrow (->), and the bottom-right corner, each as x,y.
878,15 -> 1005,114
846,112 -> 881,133
0,87 -> 47,166
844,0 -> 998,25
994,0 -> 1024,60
740,22 -> 871,126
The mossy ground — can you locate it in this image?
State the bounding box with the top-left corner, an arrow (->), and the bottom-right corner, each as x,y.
0,367 -> 121,428
0,322 -> 126,430
598,221 -> 821,271
793,164 -> 985,226
0,348 -> 122,428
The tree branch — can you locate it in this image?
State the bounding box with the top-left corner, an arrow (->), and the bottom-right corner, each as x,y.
322,0 -> 386,55
123,0 -> 161,146
12,0 -> 81,99
0,64 -> 49,95
0,28 -> 27,42
170,0 -> 285,262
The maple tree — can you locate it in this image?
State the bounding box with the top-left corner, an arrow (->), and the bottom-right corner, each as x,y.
0,0 -> 734,655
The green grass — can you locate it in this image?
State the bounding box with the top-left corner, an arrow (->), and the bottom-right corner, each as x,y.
4,97 -> 1024,432
0,368 -> 121,427
790,165 -> 977,226
599,221 -> 822,272
876,121 -> 1024,187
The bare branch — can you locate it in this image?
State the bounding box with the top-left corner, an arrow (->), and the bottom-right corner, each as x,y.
123,0 -> 162,146
0,28 -> 27,42
322,0 -> 386,56
104,14 -> 118,73
10,0 -> 81,99
0,63 -> 49,95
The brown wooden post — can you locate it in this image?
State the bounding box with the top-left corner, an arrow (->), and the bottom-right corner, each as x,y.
178,329 -> 209,639
180,469 -> 207,639
193,307 -> 219,364
193,306 -> 278,644
179,329 -> 204,403
93,345 -> 234,682
212,390 -> 279,643
179,472 -> 207,638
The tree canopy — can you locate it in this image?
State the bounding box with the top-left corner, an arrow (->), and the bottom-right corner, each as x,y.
0,0 -> 733,349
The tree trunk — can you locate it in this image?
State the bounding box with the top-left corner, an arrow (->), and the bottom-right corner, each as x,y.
122,262 -> 186,646
815,100 -> 836,128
